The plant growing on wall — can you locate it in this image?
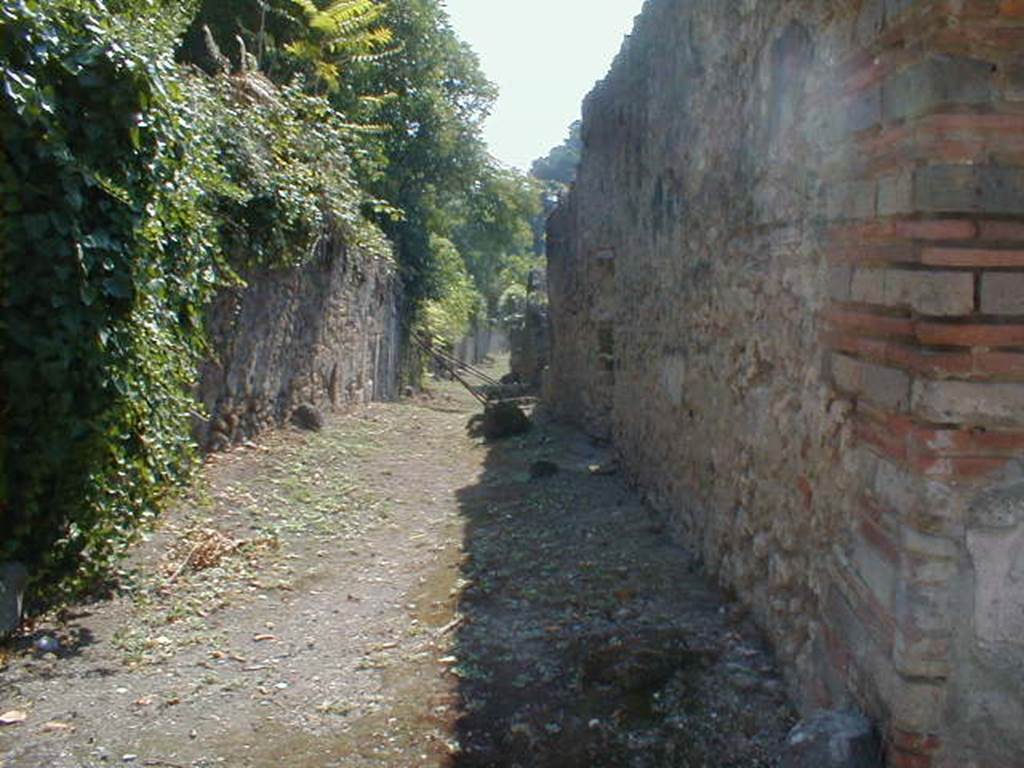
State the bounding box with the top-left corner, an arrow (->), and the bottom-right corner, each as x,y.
0,0 -> 388,601
0,0 -> 218,597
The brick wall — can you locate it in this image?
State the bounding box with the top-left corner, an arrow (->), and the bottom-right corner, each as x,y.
547,1 -> 1024,765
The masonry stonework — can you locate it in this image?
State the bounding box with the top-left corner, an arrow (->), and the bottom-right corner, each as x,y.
546,1 -> 1024,765
196,229 -> 401,450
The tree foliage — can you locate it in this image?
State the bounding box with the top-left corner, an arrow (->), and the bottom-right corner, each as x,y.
450,167 -> 540,314
420,235 -> 483,345
531,119 -> 582,185
283,0 -> 393,93
182,0 -> 537,331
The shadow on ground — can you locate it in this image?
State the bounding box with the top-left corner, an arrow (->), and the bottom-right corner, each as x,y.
447,405 -> 796,768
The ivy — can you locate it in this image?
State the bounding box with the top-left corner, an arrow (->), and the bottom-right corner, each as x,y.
0,0 -> 386,602
0,0 -> 218,599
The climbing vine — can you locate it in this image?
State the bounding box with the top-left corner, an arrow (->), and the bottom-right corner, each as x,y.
0,0 -> 220,597
0,0 -> 385,600
1,0 -> 538,603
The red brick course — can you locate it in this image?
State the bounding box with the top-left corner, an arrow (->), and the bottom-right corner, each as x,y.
915,321 -> 1024,347
921,246 -> 1024,267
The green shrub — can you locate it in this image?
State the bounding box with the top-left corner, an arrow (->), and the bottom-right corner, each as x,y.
188,71 -> 388,271
419,235 -> 484,346
0,0 -> 388,602
0,0 -> 217,599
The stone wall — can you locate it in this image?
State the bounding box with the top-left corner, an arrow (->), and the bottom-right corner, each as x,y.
546,1 -> 1024,765
509,270 -> 550,388
196,229 -> 400,450
454,323 -> 508,367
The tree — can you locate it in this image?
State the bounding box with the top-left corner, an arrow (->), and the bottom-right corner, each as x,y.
531,119 -> 582,185
449,166 -> 540,314
337,0 -> 499,312
283,0 -> 393,93
528,119 -> 584,255
183,0 -> 538,330
420,235 -> 483,345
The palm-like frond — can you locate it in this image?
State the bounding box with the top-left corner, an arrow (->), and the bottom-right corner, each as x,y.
286,0 -> 394,91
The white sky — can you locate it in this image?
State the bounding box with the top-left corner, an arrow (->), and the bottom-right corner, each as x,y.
442,0 -> 647,171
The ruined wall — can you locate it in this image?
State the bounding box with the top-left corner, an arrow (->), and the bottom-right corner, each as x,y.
509,270 -> 550,388
196,229 -> 400,449
547,1 -> 1024,765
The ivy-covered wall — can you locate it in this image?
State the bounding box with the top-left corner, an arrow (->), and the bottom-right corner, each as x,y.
0,1 -> 400,599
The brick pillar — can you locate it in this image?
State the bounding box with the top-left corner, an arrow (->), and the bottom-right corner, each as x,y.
820,3 -> 1024,765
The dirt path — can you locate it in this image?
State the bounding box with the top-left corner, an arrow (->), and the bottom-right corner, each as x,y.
1,362 -> 795,767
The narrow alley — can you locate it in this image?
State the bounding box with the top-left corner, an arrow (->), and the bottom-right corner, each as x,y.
0,360 -> 794,767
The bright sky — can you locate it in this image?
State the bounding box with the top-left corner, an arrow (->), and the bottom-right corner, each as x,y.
442,0 -> 647,171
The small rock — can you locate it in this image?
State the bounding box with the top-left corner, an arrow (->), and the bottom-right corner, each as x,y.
0,561 -> 28,636
208,431 -> 231,452
781,709 -> 882,768
41,720 -> 74,733
291,403 -> 324,431
0,710 -> 28,725
34,635 -> 60,654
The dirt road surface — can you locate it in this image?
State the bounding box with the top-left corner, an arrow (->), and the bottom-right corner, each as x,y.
1,362 -> 795,767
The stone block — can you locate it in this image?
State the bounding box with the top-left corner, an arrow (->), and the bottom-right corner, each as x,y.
850,89 -> 882,134
980,272 -> 1024,314
913,379 -> 1024,427
781,710 -> 883,768
833,353 -> 911,412
884,270 -> 974,316
882,56 -> 994,123
851,527 -> 898,610
905,556 -> 957,594
914,165 -> 1024,215
0,562 -> 28,636
828,180 -> 876,222
885,0 -> 916,22
897,574 -> 954,631
829,264 -> 853,301
893,633 -> 952,680
851,269 -> 886,304
967,524 -> 1024,647
878,174 -> 914,216
902,527 -> 959,561
1007,55 -> 1024,101
855,0 -> 885,47
849,268 -> 973,315
889,679 -> 948,732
